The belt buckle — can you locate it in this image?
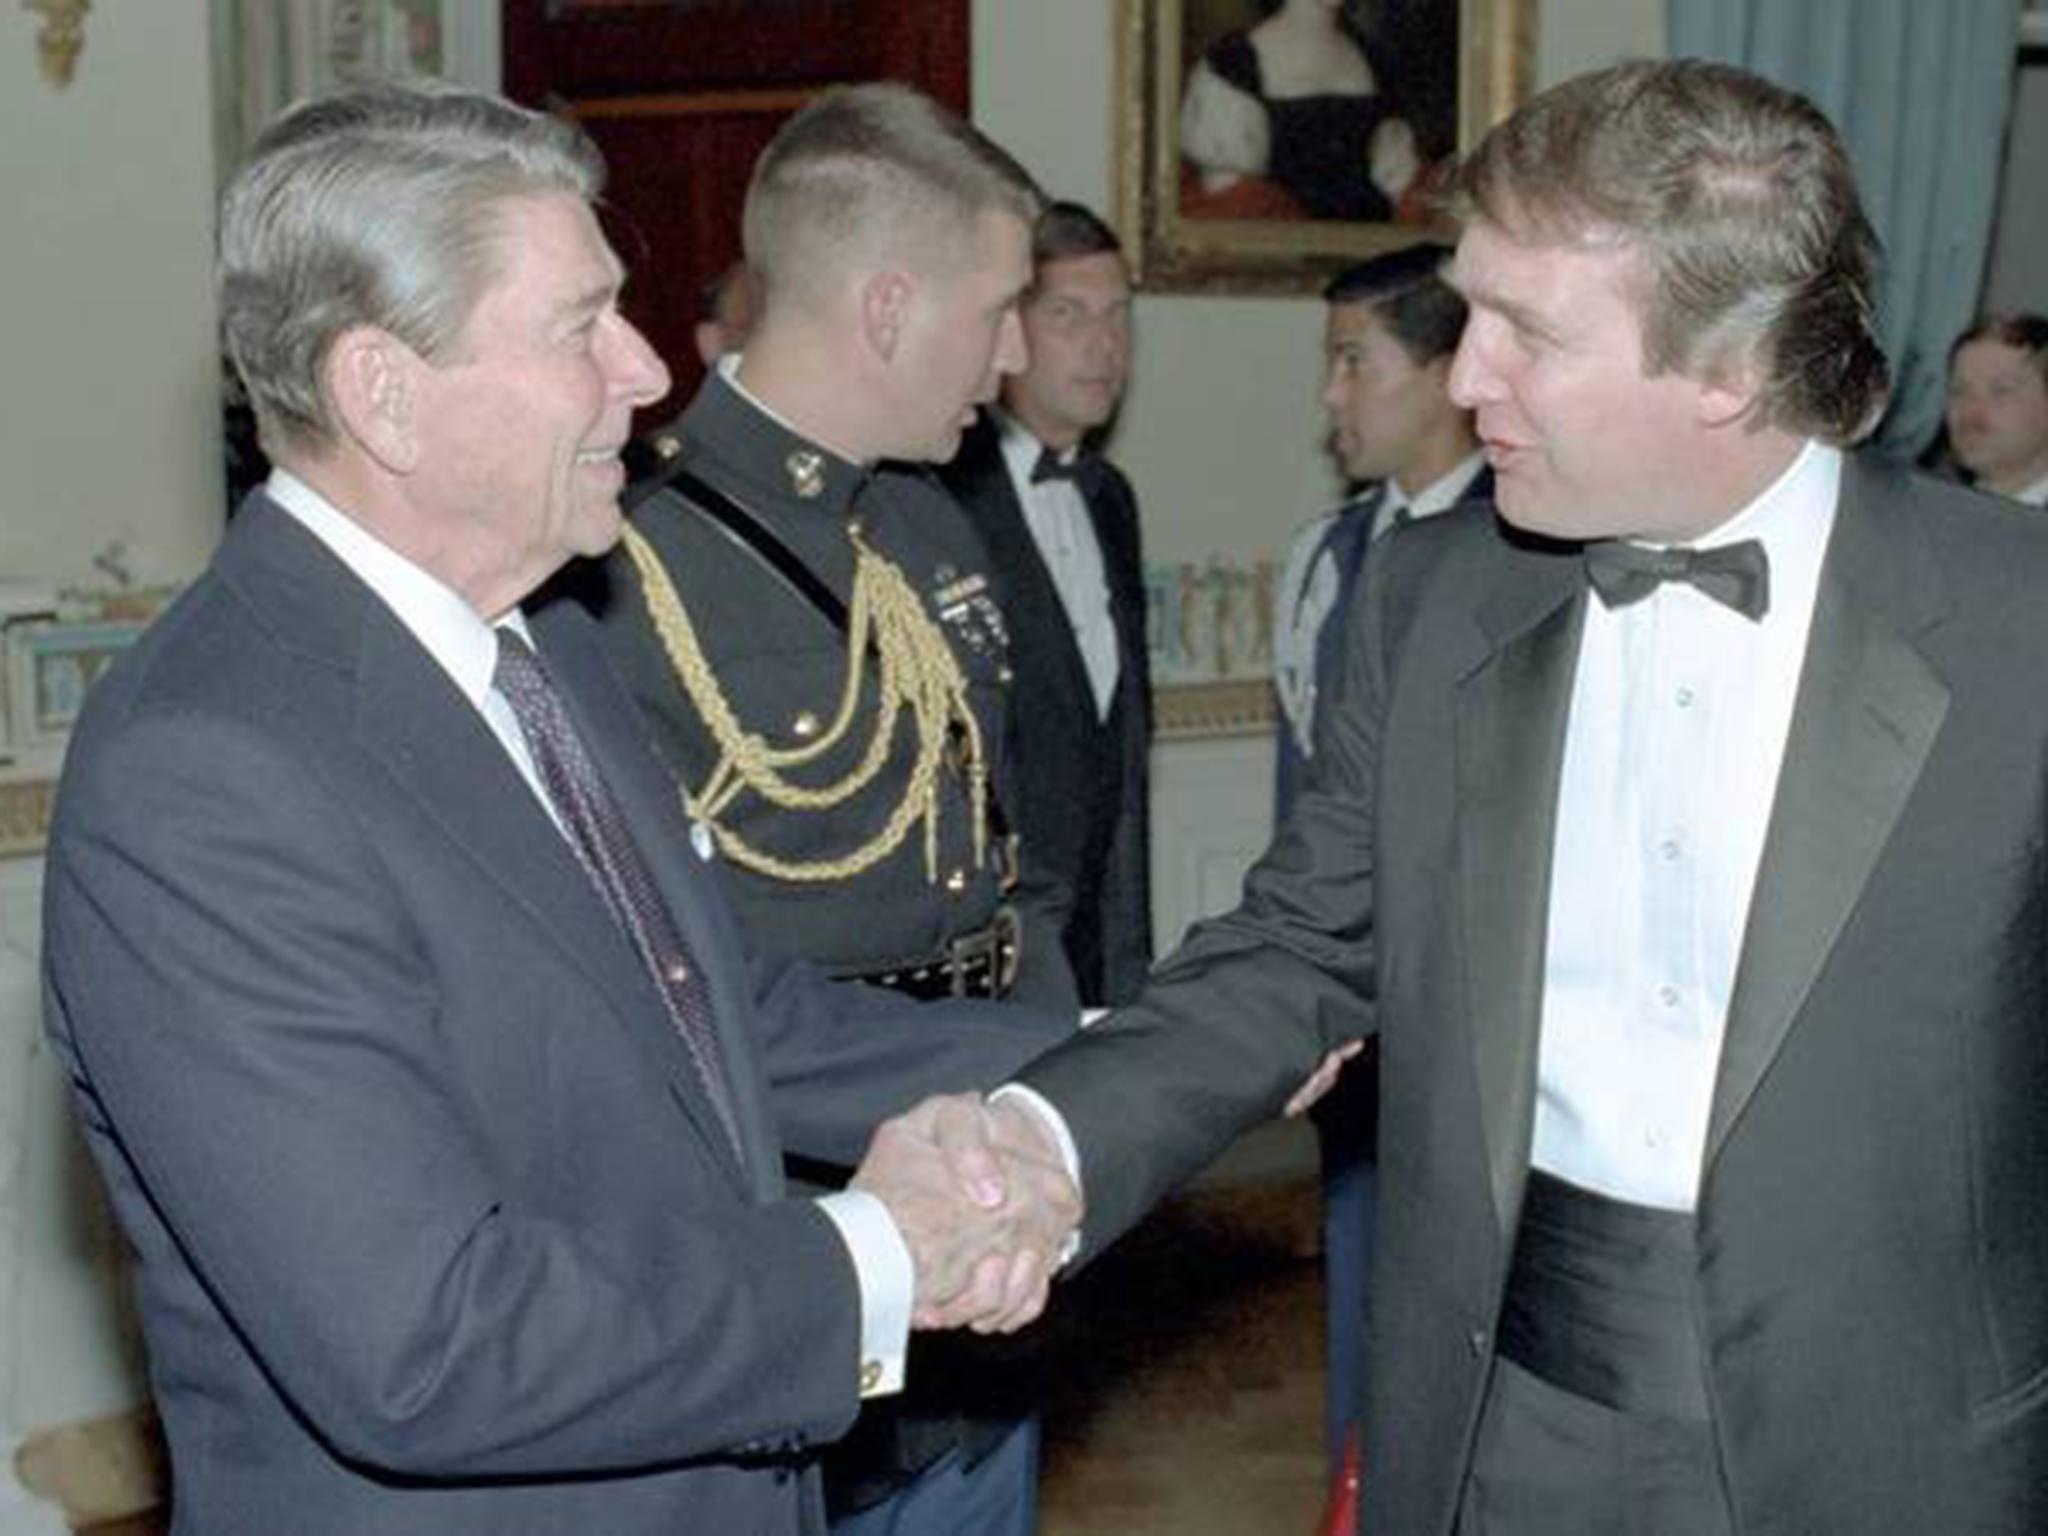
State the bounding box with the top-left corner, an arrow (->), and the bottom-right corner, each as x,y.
990,904 -> 1021,996
945,922 -> 998,999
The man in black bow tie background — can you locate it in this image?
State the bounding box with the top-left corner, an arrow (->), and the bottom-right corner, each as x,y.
944,57 -> 2048,1535
940,200 -> 1154,1012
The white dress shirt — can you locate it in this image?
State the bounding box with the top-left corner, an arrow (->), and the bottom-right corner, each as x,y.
2009,469 -> 2048,508
1532,441 -> 1840,1210
267,470 -> 913,1394
997,413 -> 1121,718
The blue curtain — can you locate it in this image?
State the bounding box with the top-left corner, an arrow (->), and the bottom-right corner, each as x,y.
1667,0 -> 2018,458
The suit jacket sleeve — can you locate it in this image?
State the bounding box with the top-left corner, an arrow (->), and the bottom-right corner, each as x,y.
747,953 -> 1076,1167
42,706 -> 867,1481
1016,551 -> 1382,1257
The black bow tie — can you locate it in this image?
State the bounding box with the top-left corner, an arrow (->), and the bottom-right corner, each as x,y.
1031,447 -> 1083,485
1584,538 -> 1771,621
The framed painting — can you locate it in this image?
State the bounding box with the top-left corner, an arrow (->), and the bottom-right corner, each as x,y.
4,619 -> 148,752
1114,0 -> 1535,292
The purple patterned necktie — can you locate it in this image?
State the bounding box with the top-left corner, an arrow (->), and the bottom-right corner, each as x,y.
493,629 -> 747,1168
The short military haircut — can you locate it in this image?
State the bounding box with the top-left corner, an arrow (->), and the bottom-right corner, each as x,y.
1324,242 -> 1465,365
1950,312 -> 2048,387
1032,200 -> 1123,267
741,82 -> 1042,309
1453,58 -> 1889,444
219,80 -> 602,458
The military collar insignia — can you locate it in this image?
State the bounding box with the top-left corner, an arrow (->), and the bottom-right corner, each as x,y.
786,449 -> 827,500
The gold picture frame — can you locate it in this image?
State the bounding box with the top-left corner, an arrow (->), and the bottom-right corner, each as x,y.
1114,0 -> 1535,293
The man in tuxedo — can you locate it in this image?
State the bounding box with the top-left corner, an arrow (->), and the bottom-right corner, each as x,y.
948,59 -> 2048,1534
40,83 -> 1074,1536
939,201 -> 1153,1010
1267,240 -> 1488,1484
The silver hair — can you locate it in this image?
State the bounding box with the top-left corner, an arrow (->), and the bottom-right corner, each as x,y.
219,80 -> 602,456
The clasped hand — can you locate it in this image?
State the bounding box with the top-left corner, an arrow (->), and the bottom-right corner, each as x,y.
851,1093 -> 1081,1335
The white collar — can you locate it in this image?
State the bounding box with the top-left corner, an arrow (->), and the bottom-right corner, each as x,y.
265,468 -> 534,708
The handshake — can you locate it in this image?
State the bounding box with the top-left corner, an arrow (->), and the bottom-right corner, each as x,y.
850,1093 -> 1082,1336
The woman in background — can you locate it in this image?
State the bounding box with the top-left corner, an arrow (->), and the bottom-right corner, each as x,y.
1179,0 -> 1420,222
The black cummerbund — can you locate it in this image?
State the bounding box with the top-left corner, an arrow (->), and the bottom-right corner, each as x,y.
1497,1170 -> 1710,1421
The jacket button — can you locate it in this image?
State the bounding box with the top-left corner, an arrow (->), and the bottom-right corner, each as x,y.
1468,1329 -> 1487,1358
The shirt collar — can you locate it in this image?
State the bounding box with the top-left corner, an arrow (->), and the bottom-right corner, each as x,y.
265,468 -> 532,709
1385,449 -> 1489,522
994,408 -> 1080,487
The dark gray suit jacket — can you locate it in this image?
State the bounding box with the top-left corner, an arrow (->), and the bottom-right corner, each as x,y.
940,419 -> 1152,1006
1021,454 -> 2048,1534
41,497 -> 1055,1536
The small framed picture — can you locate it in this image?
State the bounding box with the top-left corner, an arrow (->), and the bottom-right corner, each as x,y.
5,619 -> 146,750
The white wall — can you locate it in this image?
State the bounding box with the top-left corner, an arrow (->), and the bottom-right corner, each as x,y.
972,0 -> 1662,569
0,2 -> 223,591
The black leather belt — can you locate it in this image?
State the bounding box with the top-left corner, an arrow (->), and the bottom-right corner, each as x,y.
844,907 -> 1021,1001
1498,1170 -> 1711,1421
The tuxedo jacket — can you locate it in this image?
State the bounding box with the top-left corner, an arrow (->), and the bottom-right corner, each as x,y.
940,418 -> 1153,1006
1022,454 -> 2048,1534
41,497 -> 1058,1536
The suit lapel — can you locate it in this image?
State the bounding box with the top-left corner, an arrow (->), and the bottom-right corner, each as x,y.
1706,462 -> 1950,1165
1456,546 -> 1586,1240
529,601 -> 779,1190
349,613 -> 664,1053
223,503 -> 758,1190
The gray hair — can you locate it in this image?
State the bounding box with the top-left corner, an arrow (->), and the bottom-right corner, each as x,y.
741,82 -> 1041,312
1454,58 -> 1889,444
219,80 -> 602,456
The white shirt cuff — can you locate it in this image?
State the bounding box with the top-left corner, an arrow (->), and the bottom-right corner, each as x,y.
815,1190 -> 910,1398
987,1083 -> 1084,1267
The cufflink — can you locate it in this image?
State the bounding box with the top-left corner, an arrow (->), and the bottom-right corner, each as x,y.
860,1359 -> 884,1395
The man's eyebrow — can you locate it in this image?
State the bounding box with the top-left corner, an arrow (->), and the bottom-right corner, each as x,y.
1453,278 -> 1548,333
557,275 -> 623,324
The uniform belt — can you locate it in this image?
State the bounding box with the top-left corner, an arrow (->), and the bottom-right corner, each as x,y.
844,907 -> 1021,1001
1497,1170 -> 1711,1422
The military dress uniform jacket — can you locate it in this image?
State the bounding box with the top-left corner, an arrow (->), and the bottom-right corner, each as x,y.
557,371 -> 1079,1511
568,370 -> 1078,1012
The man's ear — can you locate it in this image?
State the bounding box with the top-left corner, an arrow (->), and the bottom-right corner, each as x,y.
859,271 -> 914,363
1695,345 -> 1767,431
326,326 -> 422,473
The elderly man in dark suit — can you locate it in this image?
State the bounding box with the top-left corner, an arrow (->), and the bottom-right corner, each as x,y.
932,59 -> 2048,1535
940,200 -> 1153,1011
39,83 -> 1074,1536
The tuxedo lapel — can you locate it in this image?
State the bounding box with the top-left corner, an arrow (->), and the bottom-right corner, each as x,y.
1456,549 -> 1586,1240
963,427 -> 1102,724
1706,466 -> 1950,1166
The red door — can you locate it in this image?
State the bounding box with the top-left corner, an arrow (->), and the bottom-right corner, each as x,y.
503,1 -> 971,412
